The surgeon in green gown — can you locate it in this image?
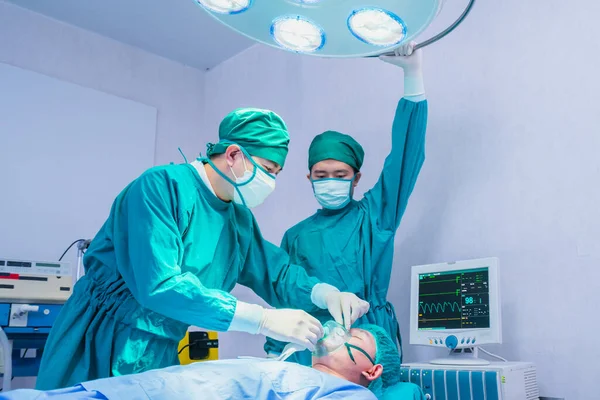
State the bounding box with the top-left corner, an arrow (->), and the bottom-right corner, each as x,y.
265,43 -> 429,365
36,108 -> 371,390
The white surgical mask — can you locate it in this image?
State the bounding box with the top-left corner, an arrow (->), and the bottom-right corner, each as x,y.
312,177 -> 354,210
229,156 -> 276,208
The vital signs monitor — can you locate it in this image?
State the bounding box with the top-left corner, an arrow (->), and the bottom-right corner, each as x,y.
409,257 -> 501,365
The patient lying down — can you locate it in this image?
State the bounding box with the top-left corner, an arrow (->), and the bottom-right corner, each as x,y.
0,324 -> 407,400
312,323 -> 401,397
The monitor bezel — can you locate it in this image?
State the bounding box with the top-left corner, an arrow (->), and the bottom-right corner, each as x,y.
409,257 -> 502,347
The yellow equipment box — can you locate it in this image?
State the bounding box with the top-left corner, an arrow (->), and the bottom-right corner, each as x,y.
178,331 -> 218,365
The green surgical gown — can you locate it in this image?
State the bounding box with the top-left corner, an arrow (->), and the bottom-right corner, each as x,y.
265,99 -> 428,365
36,163 -> 320,390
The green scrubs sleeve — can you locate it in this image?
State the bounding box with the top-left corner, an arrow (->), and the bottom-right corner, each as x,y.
362,99 -> 428,232
238,218 -> 321,311
280,230 -> 292,253
114,170 -> 238,332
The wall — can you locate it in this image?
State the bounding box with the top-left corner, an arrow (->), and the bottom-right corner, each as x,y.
0,1 -> 205,389
0,62 -> 158,267
0,1 -> 205,166
202,0 -> 600,398
0,1 -> 206,272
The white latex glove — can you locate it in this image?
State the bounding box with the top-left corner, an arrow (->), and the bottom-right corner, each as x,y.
311,284 -> 370,330
229,301 -> 323,352
379,41 -> 425,97
258,309 -> 324,352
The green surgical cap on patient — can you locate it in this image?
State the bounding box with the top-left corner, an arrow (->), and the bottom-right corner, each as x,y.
308,130 -> 365,171
207,108 -> 290,168
357,324 -> 401,396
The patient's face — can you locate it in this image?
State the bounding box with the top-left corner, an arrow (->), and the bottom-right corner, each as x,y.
311,328 -> 383,387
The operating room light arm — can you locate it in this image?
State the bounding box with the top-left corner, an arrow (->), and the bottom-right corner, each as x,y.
114,171 -> 238,332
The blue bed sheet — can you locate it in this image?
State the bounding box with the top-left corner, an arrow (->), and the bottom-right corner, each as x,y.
1,359 -> 424,399
0,359 -> 375,399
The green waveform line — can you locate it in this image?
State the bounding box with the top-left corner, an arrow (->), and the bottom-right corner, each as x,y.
419,301 -> 461,314
420,291 -> 459,297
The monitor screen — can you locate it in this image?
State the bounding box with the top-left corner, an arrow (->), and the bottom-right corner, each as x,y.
418,267 -> 490,330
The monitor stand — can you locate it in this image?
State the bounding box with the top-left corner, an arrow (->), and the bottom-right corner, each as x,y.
429,347 -> 490,366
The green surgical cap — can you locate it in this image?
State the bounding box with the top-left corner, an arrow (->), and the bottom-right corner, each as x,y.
357,324 -> 401,396
207,108 -> 290,167
308,131 -> 364,171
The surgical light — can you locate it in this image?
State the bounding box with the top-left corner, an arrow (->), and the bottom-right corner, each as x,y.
347,8 -> 406,47
271,16 -> 326,53
194,0 -> 476,57
196,0 -> 251,14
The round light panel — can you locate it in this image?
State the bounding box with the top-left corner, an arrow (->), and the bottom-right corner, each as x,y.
348,8 -> 406,47
197,0 -> 252,14
194,0 -> 442,57
271,16 -> 326,53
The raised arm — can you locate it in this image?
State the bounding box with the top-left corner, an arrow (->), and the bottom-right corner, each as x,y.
362,43 -> 429,232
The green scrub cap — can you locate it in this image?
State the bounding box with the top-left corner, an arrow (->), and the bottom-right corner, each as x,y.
207,108 -> 290,168
308,131 -> 365,172
356,324 -> 401,396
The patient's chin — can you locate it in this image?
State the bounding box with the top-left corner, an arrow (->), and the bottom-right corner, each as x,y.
311,354 -> 336,370
311,355 -> 327,365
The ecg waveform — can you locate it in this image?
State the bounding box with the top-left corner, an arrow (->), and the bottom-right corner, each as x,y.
419,301 -> 461,314
417,268 -> 491,330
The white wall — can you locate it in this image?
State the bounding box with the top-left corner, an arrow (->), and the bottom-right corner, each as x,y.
0,1 -> 205,166
0,62 -> 158,266
202,0 -> 600,398
0,1 -> 205,388
0,1 -> 206,266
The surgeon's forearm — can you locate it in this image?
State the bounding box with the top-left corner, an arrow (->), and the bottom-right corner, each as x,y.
403,69 -> 426,101
228,300 -> 264,334
133,273 -> 238,332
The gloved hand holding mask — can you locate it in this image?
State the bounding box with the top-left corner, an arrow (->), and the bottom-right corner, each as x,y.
311,284 -> 370,329
258,308 -> 324,352
229,302 -> 324,352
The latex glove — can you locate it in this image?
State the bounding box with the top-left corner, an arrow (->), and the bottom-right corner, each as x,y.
258,309 -> 324,352
229,301 -> 323,352
311,284 -> 370,330
379,41 -> 421,72
379,41 -> 425,97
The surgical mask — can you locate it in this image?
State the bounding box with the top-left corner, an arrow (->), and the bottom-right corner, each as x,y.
311,177 -> 354,210
229,156 -> 276,208
313,321 -> 375,365
205,144 -> 276,209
